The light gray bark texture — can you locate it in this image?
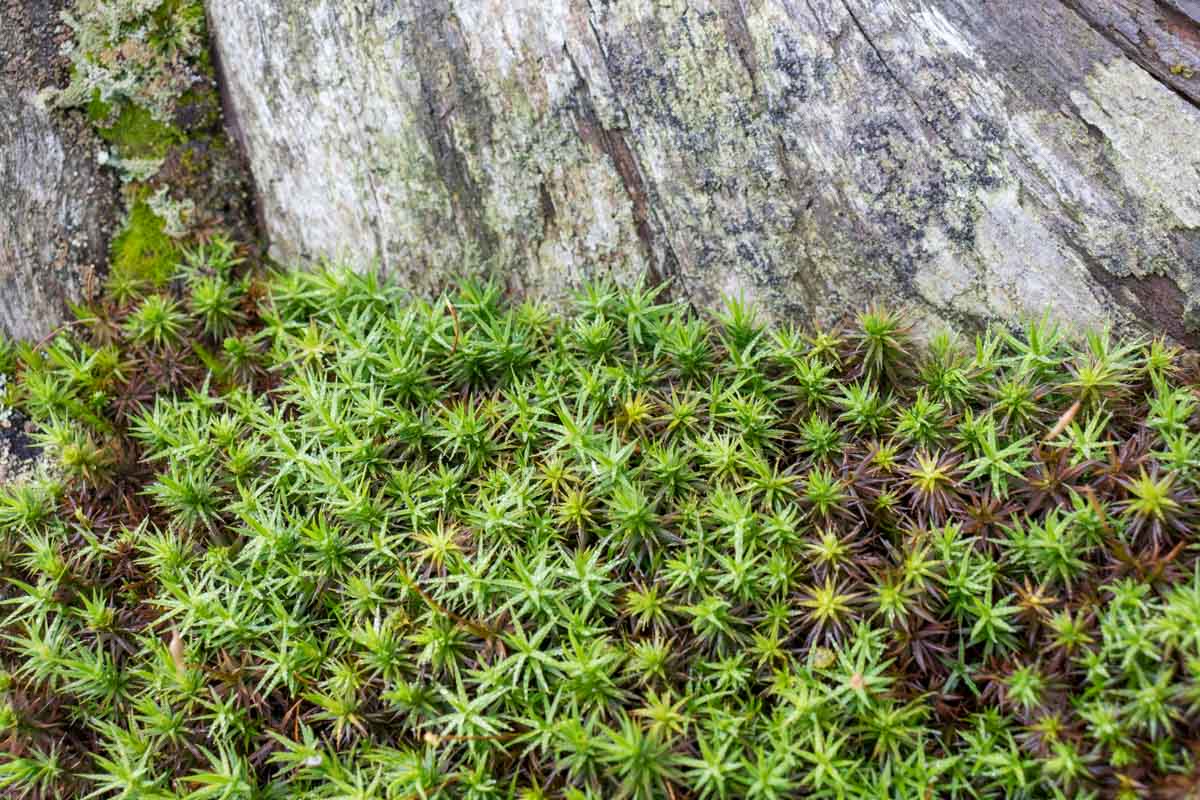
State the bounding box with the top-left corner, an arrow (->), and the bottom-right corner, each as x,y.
207,0 -> 1200,340
0,0 -> 116,341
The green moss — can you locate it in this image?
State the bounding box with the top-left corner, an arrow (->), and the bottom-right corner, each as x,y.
89,97 -> 184,160
84,92 -> 114,127
6,269 -> 1200,798
0,337 -> 16,377
151,0 -> 212,74
108,202 -> 180,289
152,0 -> 203,29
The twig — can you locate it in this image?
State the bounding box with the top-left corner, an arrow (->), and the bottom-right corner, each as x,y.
423,731 -> 519,746
30,319 -> 88,353
1045,398 -> 1082,442
169,629 -> 187,676
395,562 -> 495,641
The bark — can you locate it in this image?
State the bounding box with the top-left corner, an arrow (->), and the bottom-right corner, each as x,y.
206,0 -> 1200,340
0,0 -> 117,342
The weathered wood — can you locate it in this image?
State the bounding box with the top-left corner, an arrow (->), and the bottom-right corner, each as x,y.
0,0 -> 116,342
1066,0 -> 1200,105
207,0 -> 1200,338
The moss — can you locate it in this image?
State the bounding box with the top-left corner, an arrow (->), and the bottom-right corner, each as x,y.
84,93 -> 118,129
151,0 -> 211,73
0,338 -> 16,377
108,201 -> 181,288
173,86 -> 224,132
152,0 -> 203,31
6,271 -> 1200,798
89,96 -> 185,160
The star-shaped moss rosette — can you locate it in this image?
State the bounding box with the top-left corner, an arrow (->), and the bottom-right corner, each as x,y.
3,262 -> 1200,799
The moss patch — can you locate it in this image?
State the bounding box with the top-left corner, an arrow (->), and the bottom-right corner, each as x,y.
88,95 -> 184,160
108,201 -> 180,288
5,270 -> 1200,798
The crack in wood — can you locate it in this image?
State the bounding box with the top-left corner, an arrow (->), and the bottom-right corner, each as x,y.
1059,0 -> 1200,109
835,0 -> 958,153
569,4 -> 683,288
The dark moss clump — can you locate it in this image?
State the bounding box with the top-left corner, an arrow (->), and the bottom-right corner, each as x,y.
3,269 -> 1200,799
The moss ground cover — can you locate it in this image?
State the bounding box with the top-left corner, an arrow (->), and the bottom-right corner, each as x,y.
3,263 -> 1200,798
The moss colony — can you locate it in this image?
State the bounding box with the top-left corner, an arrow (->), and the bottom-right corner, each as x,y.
3,262 -> 1200,799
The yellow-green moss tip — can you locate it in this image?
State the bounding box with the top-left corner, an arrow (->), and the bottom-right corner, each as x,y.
109,202 -> 180,289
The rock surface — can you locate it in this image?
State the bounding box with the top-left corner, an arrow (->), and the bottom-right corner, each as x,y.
206,0 -> 1200,339
0,0 -> 117,341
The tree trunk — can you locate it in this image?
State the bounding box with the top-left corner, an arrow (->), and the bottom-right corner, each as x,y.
207,0 -> 1200,339
0,0 -> 117,341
